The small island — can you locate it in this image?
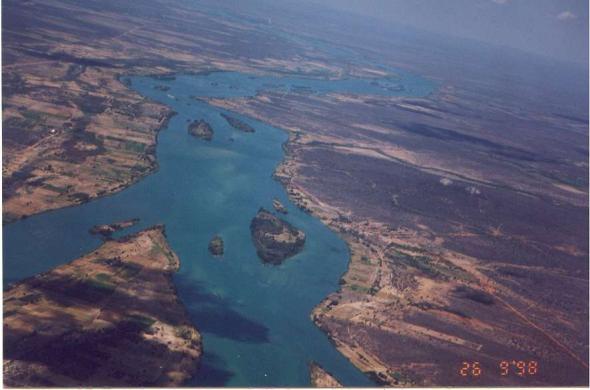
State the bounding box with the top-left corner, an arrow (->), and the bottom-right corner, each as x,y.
208,235 -> 224,256
188,119 -> 214,141
89,218 -> 139,239
220,112 -> 255,133
272,198 -> 288,214
310,362 -> 343,388
250,208 -> 305,265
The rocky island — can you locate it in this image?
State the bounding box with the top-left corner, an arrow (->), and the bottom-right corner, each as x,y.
220,112 -> 255,133
249,208 -> 305,265
3,226 -> 201,387
89,218 -> 139,239
309,362 -> 342,388
208,235 -> 224,256
188,119 -> 214,141
272,198 -> 288,214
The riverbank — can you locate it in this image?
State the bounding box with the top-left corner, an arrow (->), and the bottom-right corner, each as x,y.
211,75 -> 589,386
3,0 -> 392,225
5,1 -> 587,387
3,225 -> 201,387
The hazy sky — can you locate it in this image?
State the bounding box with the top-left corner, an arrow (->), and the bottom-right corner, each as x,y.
314,0 -> 588,66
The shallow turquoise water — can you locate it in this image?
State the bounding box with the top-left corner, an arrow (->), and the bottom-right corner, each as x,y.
3,71 -> 432,386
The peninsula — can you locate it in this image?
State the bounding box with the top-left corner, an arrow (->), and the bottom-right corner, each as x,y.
309,362 -> 342,388
3,226 -> 201,387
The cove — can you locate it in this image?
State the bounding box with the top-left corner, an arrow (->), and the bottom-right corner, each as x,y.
3,71 -> 433,386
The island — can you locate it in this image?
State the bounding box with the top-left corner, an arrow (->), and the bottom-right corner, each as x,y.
309,362 -> 342,388
3,226 -> 202,387
249,208 -> 305,265
188,119 -> 214,141
272,198 -> 288,214
208,235 -> 224,256
89,218 -> 139,239
5,1 -> 589,387
220,112 -> 255,133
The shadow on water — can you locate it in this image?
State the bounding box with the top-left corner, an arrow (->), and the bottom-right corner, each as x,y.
175,274 -> 270,344
189,351 -> 235,387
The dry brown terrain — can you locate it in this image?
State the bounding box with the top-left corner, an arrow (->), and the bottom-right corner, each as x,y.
202,15 -> 588,383
2,46 -> 178,222
208,85 -> 588,386
309,362 -> 342,388
3,0 -> 588,387
3,0 -> 352,223
3,225 -> 201,387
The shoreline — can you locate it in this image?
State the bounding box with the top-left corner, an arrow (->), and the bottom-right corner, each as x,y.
3,225 -> 202,386
3,86 -> 175,226
2,70 -> 184,226
3,68 -> 247,226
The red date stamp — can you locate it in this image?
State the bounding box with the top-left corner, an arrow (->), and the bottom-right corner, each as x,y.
459,360 -> 538,377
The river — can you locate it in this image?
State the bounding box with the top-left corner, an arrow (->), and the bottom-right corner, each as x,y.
3,71 -> 432,386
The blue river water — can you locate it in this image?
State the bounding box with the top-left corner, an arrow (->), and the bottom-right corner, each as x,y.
3,71 -> 432,386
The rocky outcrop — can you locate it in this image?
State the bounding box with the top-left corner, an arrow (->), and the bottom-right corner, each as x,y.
208,235 -> 224,256
89,218 -> 139,239
272,198 -> 288,214
249,208 -> 305,265
188,119 -> 213,141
